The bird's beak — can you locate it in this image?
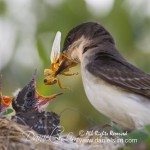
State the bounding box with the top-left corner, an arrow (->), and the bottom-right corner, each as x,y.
55,52 -> 77,76
35,91 -> 63,101
2,96 -> 13,106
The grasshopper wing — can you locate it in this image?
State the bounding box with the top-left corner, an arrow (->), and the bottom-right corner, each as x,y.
50,31 -> 61,63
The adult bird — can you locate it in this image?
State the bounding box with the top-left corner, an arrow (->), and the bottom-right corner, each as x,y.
55,22 -> 150,129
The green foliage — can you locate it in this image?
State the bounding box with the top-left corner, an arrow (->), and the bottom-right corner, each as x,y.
112,123 -> 150,149
144,125 -> 150,133
36,38 -> 48,66
127,130 -> 149,144
3,108 -> 14,116
0,1 -> 6,15
111,122 -> 124,134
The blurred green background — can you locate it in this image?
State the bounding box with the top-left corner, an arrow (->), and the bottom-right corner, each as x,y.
0,0 -> 150,134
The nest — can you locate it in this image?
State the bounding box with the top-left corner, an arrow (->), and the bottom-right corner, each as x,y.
0,118 -> 126,150
0,118 -> 55,150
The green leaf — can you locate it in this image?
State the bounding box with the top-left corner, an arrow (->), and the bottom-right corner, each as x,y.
3,108 -> 14,115
111,123 -> 124,134
127,130 -> 149,144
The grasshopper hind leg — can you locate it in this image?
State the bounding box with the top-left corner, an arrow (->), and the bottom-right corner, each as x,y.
61,72 -> 78,76
57,77 -> 70,90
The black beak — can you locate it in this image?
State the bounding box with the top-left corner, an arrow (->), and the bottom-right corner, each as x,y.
55,57 -> 76,76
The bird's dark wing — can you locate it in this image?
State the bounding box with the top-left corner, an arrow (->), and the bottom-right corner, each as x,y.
86,51 -> 150,99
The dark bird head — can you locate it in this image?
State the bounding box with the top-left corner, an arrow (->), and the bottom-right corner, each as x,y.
12,69 -> 62,113
12,70 -> 37,112
55,22 -> 115,75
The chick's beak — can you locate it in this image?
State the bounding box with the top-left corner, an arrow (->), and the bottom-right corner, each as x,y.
2,96 -> 13,106
55,53 -> 76,76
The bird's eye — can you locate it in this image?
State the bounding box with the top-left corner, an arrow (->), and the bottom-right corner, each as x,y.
67,35 -> 73,43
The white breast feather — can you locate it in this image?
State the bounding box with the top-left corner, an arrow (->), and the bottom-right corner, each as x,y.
81,61 -> 150,129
